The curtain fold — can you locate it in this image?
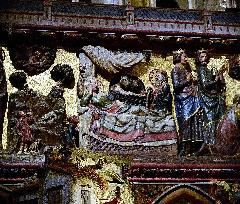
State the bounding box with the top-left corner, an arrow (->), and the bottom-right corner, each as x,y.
81,45 -> 144,77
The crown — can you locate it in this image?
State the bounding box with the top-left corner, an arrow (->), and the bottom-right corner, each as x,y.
197,48 -> 208,54
173,48 -> 185,55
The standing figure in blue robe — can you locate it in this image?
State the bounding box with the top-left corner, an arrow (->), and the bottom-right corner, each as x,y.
171,49 -> 203,156
196,49 -> 226,155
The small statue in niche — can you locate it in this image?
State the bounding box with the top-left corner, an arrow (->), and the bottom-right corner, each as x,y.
147,69 -> 172,113
49,64 -> 75,98
215,95 -> 240,156
16,110 -> 34,154
62,115 -> 79,148
171,49 -> 203,156
196,49 -> 226,155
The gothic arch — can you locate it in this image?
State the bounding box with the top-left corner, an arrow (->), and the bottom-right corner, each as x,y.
152,184 -> 215,204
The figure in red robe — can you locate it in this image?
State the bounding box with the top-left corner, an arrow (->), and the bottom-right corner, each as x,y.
215,95 -> 240,155
16,110 -> 34,153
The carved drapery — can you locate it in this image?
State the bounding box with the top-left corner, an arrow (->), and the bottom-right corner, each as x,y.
81,45 -> 144,79
78,45 -> 145,99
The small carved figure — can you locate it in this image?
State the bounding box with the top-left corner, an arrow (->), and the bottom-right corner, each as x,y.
7,72 -> 37,151
29,138 -> 44,153
49,64 -> 75,98
43,146 -> 54,163
16,110 -> 34,153
62,115 -> 79,148
213,183 -> 230,204
230,183 -> 240,204
89,80 -> 111,109
171,49 -> 203,156
147,69 -> 172,113
196,49 -> 226,155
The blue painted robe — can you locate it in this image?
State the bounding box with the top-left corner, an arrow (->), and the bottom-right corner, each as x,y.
171,64 -> 203,142
197,65 -> 226,144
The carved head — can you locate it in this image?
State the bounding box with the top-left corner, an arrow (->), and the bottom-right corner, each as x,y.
50,64 -> 75,89
119,75 -> 130,89
173,49 -> 187,65
196,49 -> 210,65
9,71 -> 27,90
149,69 -> 168,87
92,80 -> 103,94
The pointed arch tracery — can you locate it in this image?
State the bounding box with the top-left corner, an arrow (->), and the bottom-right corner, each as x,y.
152,184 -> 215,204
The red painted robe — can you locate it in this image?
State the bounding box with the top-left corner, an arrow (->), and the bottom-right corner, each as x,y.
16,115 -> 33,143
216,107 -> 240,155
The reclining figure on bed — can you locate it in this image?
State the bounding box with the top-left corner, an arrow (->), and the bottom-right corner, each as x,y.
80,73 -> 175,145
77,45 -> 176,150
